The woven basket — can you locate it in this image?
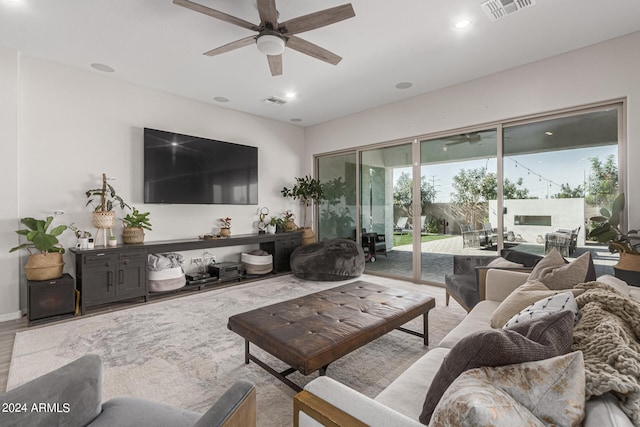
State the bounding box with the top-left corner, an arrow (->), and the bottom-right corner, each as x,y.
122,227 -> 145,244
93,211 -> 116,229
24,252 -> 64,281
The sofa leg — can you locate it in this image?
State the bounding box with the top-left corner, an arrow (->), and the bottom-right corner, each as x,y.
445,291 -> 449,306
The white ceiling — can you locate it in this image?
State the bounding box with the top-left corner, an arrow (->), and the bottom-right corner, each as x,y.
1,0 -> 640,127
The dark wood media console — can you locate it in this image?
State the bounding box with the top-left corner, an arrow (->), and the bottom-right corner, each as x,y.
70,232 -> 302,315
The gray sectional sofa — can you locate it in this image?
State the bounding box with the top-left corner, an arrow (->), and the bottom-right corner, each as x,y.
294,269 -> 639,427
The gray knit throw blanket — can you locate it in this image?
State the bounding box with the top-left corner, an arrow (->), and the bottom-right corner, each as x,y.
572,281 -> 640,426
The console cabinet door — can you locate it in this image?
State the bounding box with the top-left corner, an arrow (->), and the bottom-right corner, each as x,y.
117,251 -> 147,299
82,254 -> 117,306
273,235 -> 301,272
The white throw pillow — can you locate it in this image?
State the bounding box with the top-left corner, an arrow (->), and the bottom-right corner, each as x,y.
596,274 -> 631,296
503,291 -> 579,329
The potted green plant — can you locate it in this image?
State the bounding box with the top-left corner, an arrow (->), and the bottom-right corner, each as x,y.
9,216 -> 68,281
588,192 -> 640,281
122,207 -> 152,244
267,216 -> 281,234
281,210 -> 296,232
281,175 -> 325,244
85,173 -> 130,230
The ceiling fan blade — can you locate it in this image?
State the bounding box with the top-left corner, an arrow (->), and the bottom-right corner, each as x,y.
286,36 -> 342,65
257,0 -> 278,28
267,54 -> 283,76
203,35 -> 256,56
173,0 -> 259,31
279,4 -> 355,35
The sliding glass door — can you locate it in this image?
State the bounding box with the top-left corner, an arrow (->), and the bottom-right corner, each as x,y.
315,102 -> 623,284
419,130 -> 498,282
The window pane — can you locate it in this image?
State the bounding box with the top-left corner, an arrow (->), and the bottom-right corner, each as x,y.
317,153 -> 357,241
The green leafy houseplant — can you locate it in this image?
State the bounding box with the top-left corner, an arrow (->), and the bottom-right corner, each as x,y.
588,193 -> 638,254
10,217 -> 68,254
122,208 -> 151,244
281,175 -> 325,228
85,173 -> 130,212
122,208 -> 152,230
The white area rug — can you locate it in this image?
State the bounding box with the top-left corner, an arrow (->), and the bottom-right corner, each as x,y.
8,274 -> 465,426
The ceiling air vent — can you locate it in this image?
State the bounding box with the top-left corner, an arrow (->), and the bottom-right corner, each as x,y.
262,96 -> 287,106
481,0 -> 536,21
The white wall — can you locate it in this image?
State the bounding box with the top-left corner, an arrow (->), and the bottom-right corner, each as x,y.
305,31 -> 640,227
0,52 -> 305,319
0,46 -> 20,321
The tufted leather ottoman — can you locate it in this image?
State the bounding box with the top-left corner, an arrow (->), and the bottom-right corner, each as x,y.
227,281 -> 436,391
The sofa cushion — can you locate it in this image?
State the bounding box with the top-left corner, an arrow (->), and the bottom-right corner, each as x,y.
375,347 -> 450,420
486,257 -> 524,268
489,280 -> 584,328
438,300 -> 499,349
503,291 -> 579,328
528,248 -> 591,289
419,310 -> 575,424
429,352 -> 585,427
87,397 -> 202,427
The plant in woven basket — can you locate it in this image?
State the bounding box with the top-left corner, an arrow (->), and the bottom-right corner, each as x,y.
85,173 -> 130,212
9,216 -> 68,281
121,208 -> 151,244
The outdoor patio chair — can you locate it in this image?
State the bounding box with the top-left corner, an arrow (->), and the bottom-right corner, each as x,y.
461,224 -> 480,248
545,226 -> 580,256
394,217 -> 409,235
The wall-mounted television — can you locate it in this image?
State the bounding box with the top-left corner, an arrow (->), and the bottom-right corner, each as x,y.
144,128 -> 258,205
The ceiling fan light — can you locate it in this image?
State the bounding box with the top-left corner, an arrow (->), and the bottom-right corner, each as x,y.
256,35 -> 285,56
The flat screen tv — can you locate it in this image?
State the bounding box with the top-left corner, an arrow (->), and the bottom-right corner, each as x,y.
144,128 -> 258,205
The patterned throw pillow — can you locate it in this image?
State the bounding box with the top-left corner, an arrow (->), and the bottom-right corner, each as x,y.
429,352 -> 585,427
528,248 -> 591,290
503,291 -> 579,328
489,280 -> 583,328
418,310 -> 575,424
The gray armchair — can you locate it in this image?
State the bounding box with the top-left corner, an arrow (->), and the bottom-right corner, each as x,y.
0,355 -> 256,427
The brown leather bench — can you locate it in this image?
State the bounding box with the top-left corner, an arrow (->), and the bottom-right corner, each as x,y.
227,281 -> 436,391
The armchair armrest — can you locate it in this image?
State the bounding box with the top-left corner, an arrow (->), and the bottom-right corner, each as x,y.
294,377 -> 422,427
0,355 -> 102,427
193,380 -> 256,427
484,269 -> 530,302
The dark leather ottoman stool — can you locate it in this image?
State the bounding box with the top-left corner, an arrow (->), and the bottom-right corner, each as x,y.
227,280 -> 436,391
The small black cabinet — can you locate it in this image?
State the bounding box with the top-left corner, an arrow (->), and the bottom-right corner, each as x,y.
76,249 -> 147,314
27,273 -> 76,324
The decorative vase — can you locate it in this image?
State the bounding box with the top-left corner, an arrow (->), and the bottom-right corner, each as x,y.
24,252 -> 64,281
284,220 -> 296,232
108,238 -> 118,247
220,228 -> 231,237
122,227 -> 145,244
301,227 -> 316,245
266,225 -> 276,234
92,211 -> 116,229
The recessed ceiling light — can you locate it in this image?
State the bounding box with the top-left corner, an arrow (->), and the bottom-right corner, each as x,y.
545,131 -> 553,136
395,82 -> 413,90
453,19 -> 472,29
290,118 -> 303,123
214,96 -> 229,103
90,63 -> 115,73
284,92 -> 297,99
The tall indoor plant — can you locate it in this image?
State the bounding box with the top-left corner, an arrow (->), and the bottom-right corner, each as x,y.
281,175 -> 325,244
85,173 -> 130,245
9,216 -> 68,280
588,192 -> 640,281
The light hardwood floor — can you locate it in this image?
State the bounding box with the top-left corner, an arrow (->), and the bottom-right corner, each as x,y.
0,317 -> 28,391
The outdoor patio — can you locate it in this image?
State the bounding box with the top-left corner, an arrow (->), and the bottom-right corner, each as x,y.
364,234 -> 617,284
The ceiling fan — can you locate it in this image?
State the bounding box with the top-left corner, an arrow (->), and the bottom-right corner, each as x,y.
173,0 -> 356,76
443,132 -> 483,146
